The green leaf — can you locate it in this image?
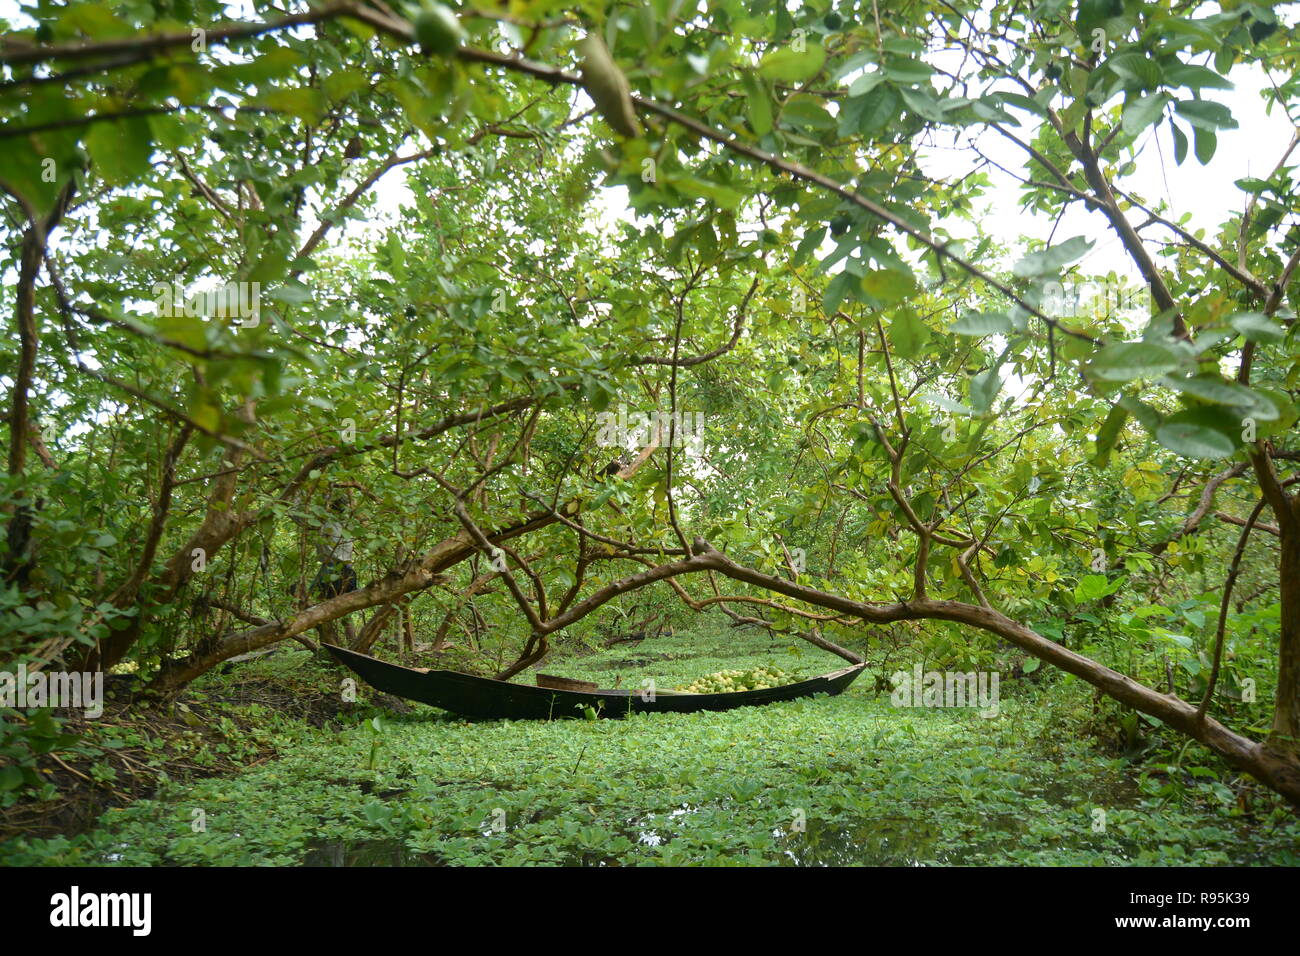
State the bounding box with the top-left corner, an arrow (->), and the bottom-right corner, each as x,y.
847,71 -> 885,97
741,71 -> 773,136
1234,177 -> 1271,194
1162,63 -> 1233,92
153,63 -> 212,106
890,307 -> 927,359
758,45 -> 827,83
256,88 -> 327,123
1161,373 -> 1252,404
190,399 -> 221,434
270,283 -> 314,305
841,86 -> 902,136
899,86 -> 947,122
147,113 -> 188,151
1122,92 -> 1168,137
969,366 -> 1002,413
1192,126 -> 1216,164
918,393 -> 973,416
1170,119 -> 1188,165
831,51 -> 876,83
1108,53 -> 1163,91
390,77 -> 446,139
673,176 -> 745,210
248,244 -> 290,284
1077,0 -> 1124,35
86,117 -> 154,185
970,97 -> 1017,124
1174,99 -> 1238,132
1088,342 -> 1181,381
883,57 -> 934,84
1118,394 -> 1161,430
780,97 -> 835,132
1256,389 -> 1299,436
821,271 -> 854,313
1075,573 -> 1119,602
155,313 -> 209,352
1229,312 -> 1285,343
1162,375 -> 1276,421
951,311 -> 1012,336
0,143 -> 63,217
215,47 -> 305,86
1155,408 -> 1240,459
586,378 -> 612,412
323,69 -> 369,103
1092,404 -> 1128,466
859,269 -> 916,307
994,91 -> 1049,117
1011,236 -> 1094,278
793,227 -> 825,267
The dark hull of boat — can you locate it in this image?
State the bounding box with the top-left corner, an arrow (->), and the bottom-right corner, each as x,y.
323,644 -> 865,720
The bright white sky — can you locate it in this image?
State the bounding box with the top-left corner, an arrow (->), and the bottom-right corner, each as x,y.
918,63 -> 1298,279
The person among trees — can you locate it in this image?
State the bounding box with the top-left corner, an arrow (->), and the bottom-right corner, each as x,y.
300,490 -> 358,646
313,492 -> 357,600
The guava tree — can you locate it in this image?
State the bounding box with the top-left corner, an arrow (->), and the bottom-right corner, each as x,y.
2,0 -> 1299,804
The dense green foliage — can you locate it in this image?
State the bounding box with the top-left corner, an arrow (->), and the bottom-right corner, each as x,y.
2,0 -> 1300,835
5,627 -> 1299,866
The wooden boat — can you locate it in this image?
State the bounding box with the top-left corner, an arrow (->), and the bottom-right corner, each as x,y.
323,644 -> 865,720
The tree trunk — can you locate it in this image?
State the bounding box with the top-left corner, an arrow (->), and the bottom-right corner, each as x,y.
1273,516 -> 1300,753
401,601 -> 414,653
352,601 -> 400,654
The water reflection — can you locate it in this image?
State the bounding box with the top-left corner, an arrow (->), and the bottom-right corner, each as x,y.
301,838 -> 442,866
